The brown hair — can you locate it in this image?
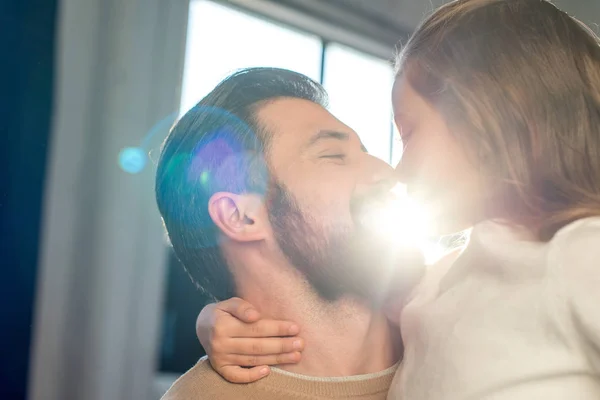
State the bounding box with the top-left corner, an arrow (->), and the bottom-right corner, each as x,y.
396,0 -> 600,240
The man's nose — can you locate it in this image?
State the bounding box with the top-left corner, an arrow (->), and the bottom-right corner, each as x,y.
357,155 -> 397,192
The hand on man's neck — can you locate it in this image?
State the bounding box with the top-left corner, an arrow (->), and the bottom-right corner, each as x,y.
230,250 -> 401,378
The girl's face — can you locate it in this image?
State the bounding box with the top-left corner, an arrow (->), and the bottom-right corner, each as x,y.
392,75 -> 484,235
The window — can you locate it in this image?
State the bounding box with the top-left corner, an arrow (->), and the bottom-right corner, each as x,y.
323,43 -> 394,162
178,1 -> 396,163
159,0 -> 396,374
179,0 -> 322,114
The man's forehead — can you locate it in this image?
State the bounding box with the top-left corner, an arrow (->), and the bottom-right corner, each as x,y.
255,97 -> 358,145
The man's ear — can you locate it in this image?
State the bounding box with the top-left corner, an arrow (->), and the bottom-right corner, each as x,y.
208,192 -> 268,242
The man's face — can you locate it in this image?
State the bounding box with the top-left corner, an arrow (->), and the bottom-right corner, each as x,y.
255,98 -> 421,304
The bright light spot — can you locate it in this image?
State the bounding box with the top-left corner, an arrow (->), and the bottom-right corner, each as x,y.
420,242 -> 447,266
362,183 -> 440,263
119,147 -> 147,174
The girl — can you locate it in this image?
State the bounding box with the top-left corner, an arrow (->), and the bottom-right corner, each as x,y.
194,0 -> 600,398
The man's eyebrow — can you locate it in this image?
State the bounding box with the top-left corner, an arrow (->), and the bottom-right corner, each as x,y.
307,130 -> 349,147
306,130 -> 368,152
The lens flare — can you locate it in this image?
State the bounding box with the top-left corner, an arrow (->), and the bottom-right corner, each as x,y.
361,183 -> 439,263
119,147 -> 147,174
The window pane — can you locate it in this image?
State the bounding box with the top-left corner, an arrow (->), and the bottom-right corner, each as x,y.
179,0 -> 323,114
323,44 -> 394,163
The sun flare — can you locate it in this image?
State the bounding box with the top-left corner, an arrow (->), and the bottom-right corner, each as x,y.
363,183 -> 444,264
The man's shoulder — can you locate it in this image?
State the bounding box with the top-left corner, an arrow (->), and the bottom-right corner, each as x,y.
161,358 -> 234,400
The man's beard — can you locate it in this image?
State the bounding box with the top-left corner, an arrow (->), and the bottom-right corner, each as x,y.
266,182 -> 424,306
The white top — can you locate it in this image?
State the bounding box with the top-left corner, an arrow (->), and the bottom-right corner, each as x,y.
389,217 -> 600,400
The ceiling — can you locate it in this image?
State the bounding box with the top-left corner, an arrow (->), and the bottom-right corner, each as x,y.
328,0 -> 600,32
261,0 -> 600,56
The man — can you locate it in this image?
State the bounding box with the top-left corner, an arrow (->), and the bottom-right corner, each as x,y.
156,67 -> 421,399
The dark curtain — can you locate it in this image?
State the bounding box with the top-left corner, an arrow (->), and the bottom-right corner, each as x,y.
0,0 -> 58,398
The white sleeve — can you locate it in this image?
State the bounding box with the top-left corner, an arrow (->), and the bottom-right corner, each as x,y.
556,218 -> 600,372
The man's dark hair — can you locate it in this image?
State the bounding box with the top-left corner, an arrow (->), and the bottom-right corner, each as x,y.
156,67 -> 328,300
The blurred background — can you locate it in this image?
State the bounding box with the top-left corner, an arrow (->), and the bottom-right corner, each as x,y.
2,0 -> 600,399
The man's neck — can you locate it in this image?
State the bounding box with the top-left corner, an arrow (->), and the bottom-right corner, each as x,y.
273,297 -> 400,377
231,253 -> 400,377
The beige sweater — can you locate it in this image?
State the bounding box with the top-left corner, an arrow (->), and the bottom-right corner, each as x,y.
162,358 -> 397,400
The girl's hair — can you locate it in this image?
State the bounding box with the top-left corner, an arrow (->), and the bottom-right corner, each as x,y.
396,0 -> 600,240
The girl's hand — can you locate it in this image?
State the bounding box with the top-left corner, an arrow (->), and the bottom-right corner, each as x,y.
196,297 -> 304,383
